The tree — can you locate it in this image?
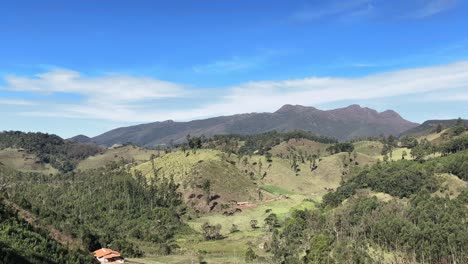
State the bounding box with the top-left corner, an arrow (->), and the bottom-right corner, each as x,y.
264,213 -> 280,231
436,123 -> 443,133
245,248 -> 257,262
230,224 -> 239,233
411,139 -> 432,161
201,222 -> 222,240
250,219 -> 258,229
202,179 -> 211,204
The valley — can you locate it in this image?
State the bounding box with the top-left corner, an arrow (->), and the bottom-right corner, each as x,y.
1,117 -> 467,263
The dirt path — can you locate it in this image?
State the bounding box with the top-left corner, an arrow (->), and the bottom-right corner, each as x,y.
1,199 -> 84,250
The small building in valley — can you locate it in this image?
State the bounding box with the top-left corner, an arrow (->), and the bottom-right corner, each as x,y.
93,248 -> 125,263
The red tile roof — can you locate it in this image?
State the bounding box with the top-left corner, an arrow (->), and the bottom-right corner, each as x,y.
93,248 -> 121,258
103,252 -> 122,259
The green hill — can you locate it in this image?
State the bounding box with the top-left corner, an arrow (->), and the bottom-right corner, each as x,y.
134,149 -> 259,213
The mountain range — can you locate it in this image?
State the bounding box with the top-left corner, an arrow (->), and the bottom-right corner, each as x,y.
70,104 -> 419,146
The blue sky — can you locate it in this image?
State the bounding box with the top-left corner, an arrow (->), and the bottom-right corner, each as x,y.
1,0 -> 468,138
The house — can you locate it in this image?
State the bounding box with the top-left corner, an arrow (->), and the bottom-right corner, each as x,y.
93,248 -> 125,263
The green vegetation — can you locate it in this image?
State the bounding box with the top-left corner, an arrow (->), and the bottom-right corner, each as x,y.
353,141 -> 383,156
0,198 -> 92,264
261,185 -> 295,195
326,142 -> 354,154
211,130 -> 337,155
1,161 -> 185,258
0,131 -> 102,172
0,148 -> 58,174
1,125 -> 468,263
77,145 -> 161,170
271,150 -> 468,264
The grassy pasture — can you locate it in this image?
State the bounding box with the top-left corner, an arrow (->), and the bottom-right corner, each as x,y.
0,148 -> 58,174
77,145 -> 161,170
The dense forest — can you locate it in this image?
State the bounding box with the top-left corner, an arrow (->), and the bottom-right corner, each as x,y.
0,196 -> 92,264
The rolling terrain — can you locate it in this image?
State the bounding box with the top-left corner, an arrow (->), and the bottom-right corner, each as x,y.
0,120 -> 467,264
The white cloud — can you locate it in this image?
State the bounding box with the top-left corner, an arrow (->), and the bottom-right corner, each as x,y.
426,93 -> 468,101
0,99 -> 35,106
182,60 -> 468,119
3,61 -> 468,123
4,69 -> 189,103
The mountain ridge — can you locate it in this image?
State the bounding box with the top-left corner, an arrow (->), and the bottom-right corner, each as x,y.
86,104 -> 418,146
401,119 -> 468,137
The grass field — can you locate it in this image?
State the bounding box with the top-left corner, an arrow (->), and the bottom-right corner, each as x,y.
353,141 -> 384,156
434,173 -> 468,198
188,194 -> 315,234
240,154 -> 343,196
270,138 -> 330,158
377,147 -> 412,161
260,185 -> 295,195
134,149 -> 259,211
134,149 -> 223,181
77,145 -> 161,170
0,148 -> 58,174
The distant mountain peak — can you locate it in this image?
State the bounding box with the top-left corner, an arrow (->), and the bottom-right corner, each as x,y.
345,104 -> 362,109
67,134 -> 92,143
275,104 -> 316,113
380,109 -> 401,118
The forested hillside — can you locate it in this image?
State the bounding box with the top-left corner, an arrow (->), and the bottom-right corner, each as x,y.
269,148 -> 468,264
1,162 -> 185,258
0,196 -> 92,264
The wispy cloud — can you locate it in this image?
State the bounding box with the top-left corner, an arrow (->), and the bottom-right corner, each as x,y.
412,0 -> 457,18
426,92 -> 468,101
0,99 -> 35,106
192,56 -> 261,74
192,50 -> 284,74
3,69 -> 190,104
290,0 -> 373,22
290,0 -> 458,23
351,63 -> 377,68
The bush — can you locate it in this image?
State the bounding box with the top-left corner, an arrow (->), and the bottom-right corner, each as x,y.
245,247 -> 257,262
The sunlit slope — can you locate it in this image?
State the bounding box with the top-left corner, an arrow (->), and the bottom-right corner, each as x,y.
0,148 -> 58,174
270,138 -> 330,158
134,149 -> 258,211
353,140 -> 384,156
77,145 -> 160,170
